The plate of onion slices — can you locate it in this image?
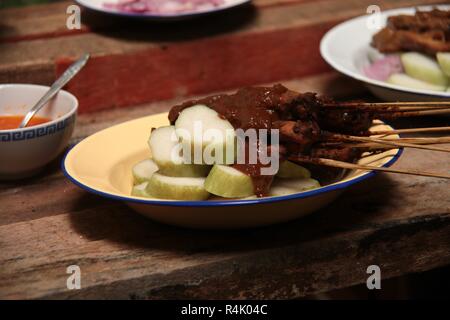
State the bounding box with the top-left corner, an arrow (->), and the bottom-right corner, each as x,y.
75,0 -> 251,20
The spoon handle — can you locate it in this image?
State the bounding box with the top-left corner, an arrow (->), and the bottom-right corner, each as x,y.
18,53 -> 90,129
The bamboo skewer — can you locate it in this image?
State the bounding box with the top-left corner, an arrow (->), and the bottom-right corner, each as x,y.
276,119 -> 450,180
319,138 -> 450,149
289,156 -> 450,180
380,109 -> 450,117
277,121 -> 450,151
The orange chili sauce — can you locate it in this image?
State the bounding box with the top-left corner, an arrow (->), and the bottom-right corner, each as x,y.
0,115 -> 51,130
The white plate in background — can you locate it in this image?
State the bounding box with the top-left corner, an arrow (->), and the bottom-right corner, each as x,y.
320,5 -> 450,101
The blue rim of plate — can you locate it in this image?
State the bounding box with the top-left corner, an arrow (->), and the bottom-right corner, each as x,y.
74,0 -> 251,20
61,142 -> 403,207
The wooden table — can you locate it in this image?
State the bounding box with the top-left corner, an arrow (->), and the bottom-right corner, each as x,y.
1,0 -> 449,299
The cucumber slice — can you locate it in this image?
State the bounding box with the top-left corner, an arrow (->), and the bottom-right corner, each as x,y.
132,159 -> 159,184
146,173 -> 209,200
277,161 -> 311,179
148,125 -> 210,177
269,178 -> 320,197
387,73 -> 447,92
175,104 -> 236,165
401,52 -> 448,86
204,165 -> 254,198
131,182 -> 151,198
437,52 -> 450,77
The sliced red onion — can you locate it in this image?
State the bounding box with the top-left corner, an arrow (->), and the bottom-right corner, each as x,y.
363,55 -> 403,82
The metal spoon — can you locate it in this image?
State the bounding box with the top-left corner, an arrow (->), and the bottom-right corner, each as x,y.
18,53 -> 90,129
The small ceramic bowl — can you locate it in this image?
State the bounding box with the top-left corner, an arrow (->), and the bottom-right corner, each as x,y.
0,84 -> 78,180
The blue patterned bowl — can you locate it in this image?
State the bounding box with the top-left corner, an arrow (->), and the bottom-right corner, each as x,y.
0,84 -> 78,180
